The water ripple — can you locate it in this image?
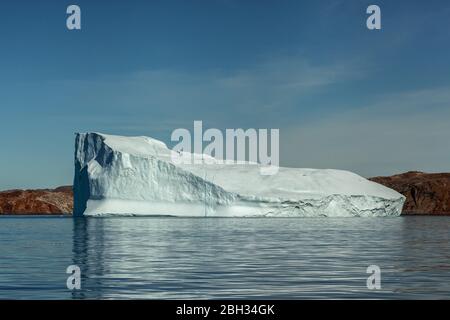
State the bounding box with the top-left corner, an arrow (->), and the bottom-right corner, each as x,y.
0,216 -> 449,299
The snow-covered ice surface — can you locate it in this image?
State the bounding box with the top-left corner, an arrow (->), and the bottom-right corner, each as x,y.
73,132 -> 405,217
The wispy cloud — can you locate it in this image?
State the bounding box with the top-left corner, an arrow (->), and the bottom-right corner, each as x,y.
46,54 -> 362,132
16,53 -> 450,179
281,86 -> 450,177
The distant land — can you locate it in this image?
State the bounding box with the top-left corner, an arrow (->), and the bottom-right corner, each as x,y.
0,186 -> 72,215
369,171 -> 450,215
0,171 -> 449,215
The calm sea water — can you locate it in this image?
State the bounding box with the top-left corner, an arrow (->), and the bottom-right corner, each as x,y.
0,216 -> 449,299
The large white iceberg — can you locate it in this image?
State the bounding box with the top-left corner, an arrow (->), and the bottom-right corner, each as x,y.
73,132 -> 405,217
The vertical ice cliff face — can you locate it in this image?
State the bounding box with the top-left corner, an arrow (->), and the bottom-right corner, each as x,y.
74,132 -> 405,217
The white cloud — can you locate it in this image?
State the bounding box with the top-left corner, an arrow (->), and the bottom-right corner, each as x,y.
43,55 -> 450,177
46,54 -> 362,132
281,86 -> 450,177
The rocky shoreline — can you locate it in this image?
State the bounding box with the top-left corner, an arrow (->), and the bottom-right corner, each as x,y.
1,171 -> 449,215
369,171 -> 450,215
0,186 -> 73,215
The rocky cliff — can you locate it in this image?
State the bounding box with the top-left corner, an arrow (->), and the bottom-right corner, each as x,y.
0,186 -> 73,215
369,171 -> 450,215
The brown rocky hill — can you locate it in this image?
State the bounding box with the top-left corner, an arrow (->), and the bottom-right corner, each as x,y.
370,171 -> 450,215
0,186 -> 73,215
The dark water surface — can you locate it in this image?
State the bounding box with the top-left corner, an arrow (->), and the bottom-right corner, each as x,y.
0,216 -> 449,299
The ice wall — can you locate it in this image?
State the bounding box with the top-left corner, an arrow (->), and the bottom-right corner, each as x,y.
73,132 -> 405,217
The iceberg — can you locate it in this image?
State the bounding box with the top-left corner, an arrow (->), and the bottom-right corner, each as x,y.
73,132 -> 405,217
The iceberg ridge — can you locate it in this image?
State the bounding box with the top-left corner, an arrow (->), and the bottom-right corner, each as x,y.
73,132 -> 405,217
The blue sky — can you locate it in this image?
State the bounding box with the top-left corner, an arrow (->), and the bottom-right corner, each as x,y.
0,0 -> 450,189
